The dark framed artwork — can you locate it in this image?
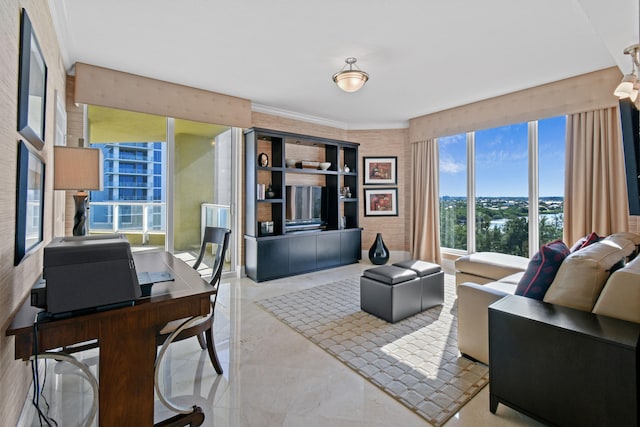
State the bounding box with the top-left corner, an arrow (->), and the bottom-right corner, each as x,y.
364,188 -> 398,216
363,156 -> 397,185
17,8 -> 47,150
15,140 -> 45,265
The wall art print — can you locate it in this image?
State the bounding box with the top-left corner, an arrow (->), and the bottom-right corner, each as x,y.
17,8 -> 47,150
364,188 -> 398,216
15,140 -> 45,265
363,156 -> 397,185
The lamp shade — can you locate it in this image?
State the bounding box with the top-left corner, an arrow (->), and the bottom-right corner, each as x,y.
54,146 -> 103,191
333,70 -> 369,92
614,74 -> 638,99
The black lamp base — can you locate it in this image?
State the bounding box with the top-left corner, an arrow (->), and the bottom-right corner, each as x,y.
72,193 -> 88,236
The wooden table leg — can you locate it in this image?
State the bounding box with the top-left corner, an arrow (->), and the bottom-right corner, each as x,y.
98,311 -> 156,425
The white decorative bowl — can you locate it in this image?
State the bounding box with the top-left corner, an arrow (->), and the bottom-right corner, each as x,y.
319,162 -> 331,170
285,159 -> 297,168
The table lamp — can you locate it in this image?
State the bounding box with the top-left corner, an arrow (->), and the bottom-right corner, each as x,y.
54,146 -> 103,236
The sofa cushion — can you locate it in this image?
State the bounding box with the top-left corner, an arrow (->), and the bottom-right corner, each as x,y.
498,272 -> 525,285
569,232 -> 600,252
607,231 -> 640,246
543,239 -> 628,312
601,233 -> 637,259
455,252 -> 529,283
593,256 -> 640,323
515,240 -> 570,300
485,280 -> 518,294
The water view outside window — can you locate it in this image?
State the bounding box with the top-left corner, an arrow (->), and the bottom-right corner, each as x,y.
538,115 -> 566,245
439,116 -> 566,257
439,133 -> 467,250
475,123 -> 529,256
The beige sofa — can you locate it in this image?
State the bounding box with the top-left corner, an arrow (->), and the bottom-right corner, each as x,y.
456,232 -> 640,364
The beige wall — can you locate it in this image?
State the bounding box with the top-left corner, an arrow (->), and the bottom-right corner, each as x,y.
347,129 -> 410,253
0,1 -> 67,425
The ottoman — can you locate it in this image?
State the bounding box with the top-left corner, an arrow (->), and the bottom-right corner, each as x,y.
360,265 -> 421,323
393,259 -> 444,310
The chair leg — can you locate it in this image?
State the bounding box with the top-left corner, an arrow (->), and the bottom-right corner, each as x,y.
196,332 -> 206,350
204,327 -> 223,375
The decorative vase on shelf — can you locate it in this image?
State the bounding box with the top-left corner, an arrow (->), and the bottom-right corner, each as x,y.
266,184 -> 275,199
368,233 -> 389,265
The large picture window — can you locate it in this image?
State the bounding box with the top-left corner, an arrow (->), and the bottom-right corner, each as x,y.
439,134 -> 467,251
438,116 -> 566,256
475,122 -> 529,256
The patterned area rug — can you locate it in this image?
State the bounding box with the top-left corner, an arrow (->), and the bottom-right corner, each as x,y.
257,275 -> 488,427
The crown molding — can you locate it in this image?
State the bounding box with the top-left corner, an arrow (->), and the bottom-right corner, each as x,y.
48,0 -> 74,72
251,103 -> 408,131
251,103 -> 348,129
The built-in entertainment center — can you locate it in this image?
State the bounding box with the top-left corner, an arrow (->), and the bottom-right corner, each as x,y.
244,128 -> 361,281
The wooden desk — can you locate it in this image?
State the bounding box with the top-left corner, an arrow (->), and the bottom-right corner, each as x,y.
6,251 -> 214,426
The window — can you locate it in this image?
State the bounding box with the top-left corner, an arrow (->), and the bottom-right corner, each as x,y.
475,123 -> 529,256
538,116 -> 566,245
438,116 -> 566,256
439,133 -> 467,251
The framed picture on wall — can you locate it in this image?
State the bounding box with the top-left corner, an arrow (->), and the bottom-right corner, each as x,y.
364,188 -> 398,216
17,8 -> 48,150
363,156 -> 397,185
15,140 -> 45,265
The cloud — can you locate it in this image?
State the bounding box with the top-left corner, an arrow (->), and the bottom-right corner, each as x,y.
438,133 -> 465,146
440,155 -> 465,174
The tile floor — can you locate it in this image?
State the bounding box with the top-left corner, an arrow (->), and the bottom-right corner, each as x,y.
26,257 -> 543,427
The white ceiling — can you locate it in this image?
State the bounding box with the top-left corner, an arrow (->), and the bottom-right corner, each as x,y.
48,0 -> 639,130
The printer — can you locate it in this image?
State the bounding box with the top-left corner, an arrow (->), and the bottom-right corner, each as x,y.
34,234 -> 142,315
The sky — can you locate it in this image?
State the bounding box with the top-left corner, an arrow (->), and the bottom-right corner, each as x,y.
439,115 -> 566,198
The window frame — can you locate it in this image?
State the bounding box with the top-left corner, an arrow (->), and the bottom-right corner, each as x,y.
439,117 -> 565,256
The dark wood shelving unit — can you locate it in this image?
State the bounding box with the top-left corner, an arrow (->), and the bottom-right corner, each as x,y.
244,128 -> 361,282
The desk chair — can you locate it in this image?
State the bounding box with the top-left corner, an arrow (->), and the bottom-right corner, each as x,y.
156,227 -> 231,375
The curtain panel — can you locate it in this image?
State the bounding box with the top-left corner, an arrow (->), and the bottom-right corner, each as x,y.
410,139 -> 441,264
564,106 -> 629,245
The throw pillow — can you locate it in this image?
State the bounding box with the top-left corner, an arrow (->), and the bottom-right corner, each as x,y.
569,232 -> 600,253
515,240 -> 570,300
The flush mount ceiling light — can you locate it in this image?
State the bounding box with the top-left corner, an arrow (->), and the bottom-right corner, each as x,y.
614,44 -> 640,104
332,57 -> 369,93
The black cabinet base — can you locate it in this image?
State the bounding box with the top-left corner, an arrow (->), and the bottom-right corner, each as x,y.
245,229 -> 361,282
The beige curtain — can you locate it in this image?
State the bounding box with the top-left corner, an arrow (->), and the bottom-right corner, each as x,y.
564,106 -> 629,245
410,139 -> 441,263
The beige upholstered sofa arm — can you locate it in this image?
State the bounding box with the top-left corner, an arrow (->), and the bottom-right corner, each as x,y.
457,282 -> 511,364
593,257 -> 640,323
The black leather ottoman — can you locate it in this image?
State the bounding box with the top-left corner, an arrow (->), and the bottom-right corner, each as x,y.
360,265 -> 421,323
393,259 -> 444,310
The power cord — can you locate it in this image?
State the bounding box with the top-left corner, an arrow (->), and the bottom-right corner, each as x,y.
31,312 -> 58,427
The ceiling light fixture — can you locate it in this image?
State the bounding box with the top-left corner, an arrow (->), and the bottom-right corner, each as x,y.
332,57 -> 369,93
614,44 -> 640,104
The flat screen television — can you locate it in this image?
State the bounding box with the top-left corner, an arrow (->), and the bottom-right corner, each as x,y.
619,99 -> 640,215
285,185 -> 326,231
